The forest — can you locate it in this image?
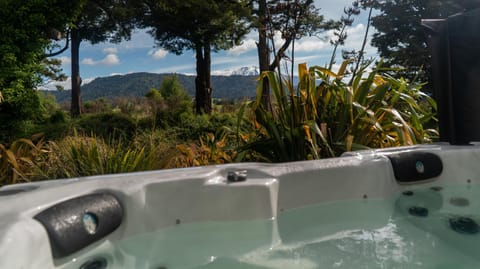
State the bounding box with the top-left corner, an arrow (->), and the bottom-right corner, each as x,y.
46,73 -> 259,103
0,0 -> 469,185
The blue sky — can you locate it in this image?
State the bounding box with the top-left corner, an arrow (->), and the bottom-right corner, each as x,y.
47,0 -> 377,89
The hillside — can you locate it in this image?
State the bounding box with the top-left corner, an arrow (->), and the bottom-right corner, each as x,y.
47,72 -> 258,103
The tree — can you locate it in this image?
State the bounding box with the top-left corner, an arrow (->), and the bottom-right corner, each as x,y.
361,0 -> 463,84
65,0 -> 136,117
158,75 -> 190,101
0,0 -> 82,141
329,1 -> 360,70
0,0 -> 81,93
250,0 -> 338,107
141,0 -> 250,114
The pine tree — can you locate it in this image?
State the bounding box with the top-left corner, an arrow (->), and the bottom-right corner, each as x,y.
140,0 -> 250,114
362,0 -> 462,85
68,0 -> 137,117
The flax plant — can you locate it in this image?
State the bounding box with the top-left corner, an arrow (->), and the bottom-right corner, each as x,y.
50,133 -> 166,178
174,127 -> 237,167
0,136 -> 50,185
244,61 -> 437,162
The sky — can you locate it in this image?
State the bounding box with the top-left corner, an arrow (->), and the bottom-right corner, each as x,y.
46,0 -> 377,90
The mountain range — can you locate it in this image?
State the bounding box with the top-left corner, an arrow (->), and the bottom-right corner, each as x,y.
46,72 -> 259,104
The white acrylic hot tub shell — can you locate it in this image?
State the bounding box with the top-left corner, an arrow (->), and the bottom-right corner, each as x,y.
1,144 -> 479,268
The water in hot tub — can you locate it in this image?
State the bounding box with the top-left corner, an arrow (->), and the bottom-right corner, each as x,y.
74,183 -> 480,269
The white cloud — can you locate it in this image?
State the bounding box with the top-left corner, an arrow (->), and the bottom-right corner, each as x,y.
103,47 -> 118,54
102,54 -> 120,65
81,54 -> 120,66
295,38 -> 329,53
294,55 -> 324,63
341,24 -> 377,57
212,55 -> 258,66
228,39 -> 257,56
153,63 -> 195,74
148,48 -> 168,60
81,58 -> 96,65
58,56 -> 71,65
39,76 -> 95,91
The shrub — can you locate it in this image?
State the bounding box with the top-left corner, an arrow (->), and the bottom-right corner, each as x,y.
175,112 -> 239,141
0,136 -> 50,185
241,61 -> 438,162
173,128 -> 237,167
48,135 -> 162,178
83,98 -> 112,114
0,87 -> 41,143
146,75 -> 193,127
37,92 -> 62,122
75,112 -> 137,139
49,110 -> 67,124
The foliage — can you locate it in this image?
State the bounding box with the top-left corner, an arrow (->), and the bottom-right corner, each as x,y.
49,134 -> 166,178
0,132 -> 175,184
46,73 -> 257,104
0,136 -> 51,185
148,75 -> 193,126
141,0 -> 250,113
265,0 -> 338,70
0,1 -> 82,143
83,98 -> 112,113
241,61 -> 438,162
173,129 -> 237,167
329,1 -> 360,69
67,0 -> 138,117
175,112 -> 240,141
0,0 -> 82,95
158,75 -> 189,99
361,0 -> 462,84
252,0 -> 339,106
0,87 -> 40,122
76,112 -> 137,139
0,87 -> 41,143
0,0 -> 448,183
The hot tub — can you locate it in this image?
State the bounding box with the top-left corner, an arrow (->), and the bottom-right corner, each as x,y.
1,145 -> 479,268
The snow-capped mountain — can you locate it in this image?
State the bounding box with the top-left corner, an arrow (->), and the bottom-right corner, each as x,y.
231,66 -> 260,76
212,66 -> 260,76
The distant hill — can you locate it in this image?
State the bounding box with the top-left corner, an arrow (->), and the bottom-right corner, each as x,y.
45,72 -> 258,103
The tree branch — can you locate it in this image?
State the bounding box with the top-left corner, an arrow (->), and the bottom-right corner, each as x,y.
91,0 -> 131,38
269,37 -> 292,71
44,30 -> 71,57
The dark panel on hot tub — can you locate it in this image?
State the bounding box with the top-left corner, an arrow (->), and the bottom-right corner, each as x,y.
388,152 -> 443,182
34,192 -> 123,259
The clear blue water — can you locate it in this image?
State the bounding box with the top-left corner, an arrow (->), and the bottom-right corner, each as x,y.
77,184 -> 480,269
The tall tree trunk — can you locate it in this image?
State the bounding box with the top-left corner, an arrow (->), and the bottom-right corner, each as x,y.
195,43 -> 212,114
71,28 -> 82,117
257,0 -> 271,109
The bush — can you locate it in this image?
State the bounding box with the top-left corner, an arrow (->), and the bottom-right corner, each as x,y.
0,136 -> 50,185
83,98 -> 112,114
175,112 -> 239,141
0,131 -> 179,183
0,87 -> 41,143
49,110 -> 67,124
76,112 -> 137,139
146,75 -> 194,127
48,135 -> 166,178
241,61 -> 438,162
